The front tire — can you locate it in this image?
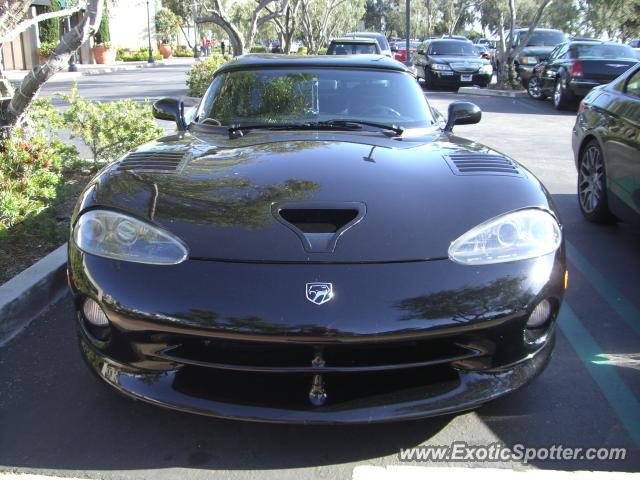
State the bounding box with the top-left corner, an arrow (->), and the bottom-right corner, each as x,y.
553,78 -> 572,110
578,140 -> 615,223
527,76 -> 547,100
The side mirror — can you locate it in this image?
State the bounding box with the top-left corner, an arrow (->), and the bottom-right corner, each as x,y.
152,97 -> 187,131
444,101 -> 481,132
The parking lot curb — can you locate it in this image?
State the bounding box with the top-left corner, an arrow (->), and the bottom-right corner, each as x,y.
0,243 -> 67,347
459,86 -> 528,98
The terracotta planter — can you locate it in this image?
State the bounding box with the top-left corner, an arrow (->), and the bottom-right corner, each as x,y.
158,44 -> 172,59
92,46 -> 115,64
37,48 -> 50,64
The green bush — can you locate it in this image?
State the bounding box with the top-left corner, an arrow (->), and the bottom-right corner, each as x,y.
38,41 -> 57,58
297,46 -> 308,55
94,3 -> 111,46
120,50 -> 163,62
186,55 -> 229,97
155,8 -> 179,44
174,49 -> 194,57
0,98 -> 80,232
39,0 -> 61,44
60,85 -> 164,167
250,45 -> 268,53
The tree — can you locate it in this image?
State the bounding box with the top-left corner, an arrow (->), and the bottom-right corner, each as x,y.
191,0 -> 289,55
299,0 -> 365,53
0,0 -> 104,134
481,0 -> 553,88
39,0 -> 62,43
580,0 -> 640,41
155,7 -> 180,44
164,0 -> 195,48
266,0 -> 300,54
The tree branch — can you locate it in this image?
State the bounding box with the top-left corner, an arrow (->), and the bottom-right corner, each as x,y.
4,0 -> 103,128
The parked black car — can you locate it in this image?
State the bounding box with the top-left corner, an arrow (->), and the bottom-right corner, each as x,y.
528,40 -> 639,110
509,28 -> 567,87
572,63 -> 640,224
413,39 -> 493,89
69,54 -> 565,423
326,37 -> 381,55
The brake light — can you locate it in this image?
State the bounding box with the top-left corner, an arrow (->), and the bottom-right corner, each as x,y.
578,99 -> 586,114
570,60 -> 583,78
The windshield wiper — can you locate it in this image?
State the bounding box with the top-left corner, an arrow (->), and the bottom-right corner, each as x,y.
317,119 -> 404,137
227,121 -> 404,139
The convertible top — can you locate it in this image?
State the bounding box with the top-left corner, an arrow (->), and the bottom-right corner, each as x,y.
216,54 -> 411,74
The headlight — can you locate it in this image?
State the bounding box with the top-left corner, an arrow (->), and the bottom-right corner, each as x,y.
431,63 -> 452,71
520,56 -> 538,65
448,209 -> 561,265
73,210 -> 188,265
479,64 -> 493,75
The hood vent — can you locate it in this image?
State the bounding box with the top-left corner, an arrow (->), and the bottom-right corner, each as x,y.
445,153 -> 521,177
118,151 -> 186,172
274,202 -> 366,253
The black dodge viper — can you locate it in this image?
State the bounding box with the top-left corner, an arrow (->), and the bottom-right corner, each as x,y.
69,54 -> 566,423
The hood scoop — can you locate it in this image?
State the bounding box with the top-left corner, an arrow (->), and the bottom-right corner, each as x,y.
273,202 -> 366,253
118,151 -> 186,173
445,153 -> 521,177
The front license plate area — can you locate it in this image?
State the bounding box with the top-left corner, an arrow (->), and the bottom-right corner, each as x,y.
461,74 -> 473,82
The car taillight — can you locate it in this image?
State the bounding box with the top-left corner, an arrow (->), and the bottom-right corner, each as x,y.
578,99 -> 586,113
570,60 -> 583,78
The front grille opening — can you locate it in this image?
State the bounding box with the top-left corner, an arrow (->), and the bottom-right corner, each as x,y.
172,366 -> 460,410
279,209 -> 358,233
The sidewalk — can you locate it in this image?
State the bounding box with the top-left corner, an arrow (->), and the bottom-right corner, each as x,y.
5,57 -> 196,83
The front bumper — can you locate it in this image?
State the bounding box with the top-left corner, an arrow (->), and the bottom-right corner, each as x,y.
70,246 -> 565,423
79,328 -> 555,424
432,70 -> 491,86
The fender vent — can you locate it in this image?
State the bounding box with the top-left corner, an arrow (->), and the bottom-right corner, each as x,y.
445,154 -> 522,177
118,151 -> 186,172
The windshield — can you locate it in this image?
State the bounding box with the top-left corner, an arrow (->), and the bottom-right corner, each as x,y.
428,41 -> 476,56
573,44 -> 638,60
328,42 -> 379,55
195,68 -> 434,129
520,31 -> 565,47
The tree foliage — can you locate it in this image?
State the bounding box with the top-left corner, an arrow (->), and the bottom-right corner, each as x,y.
155,7 -> 180,44
38,0 -> 61,44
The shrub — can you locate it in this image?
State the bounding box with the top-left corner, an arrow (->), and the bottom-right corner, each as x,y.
174,49 -> 194,57
155,8 -> 179,44
120,50 -> 163,61
60,85 -> 164,167
186,54 -> 229,97
0,98 -> 80,232
250,45 -> 268,53
39,0 -> 61,44
94,3 -> 110,46
297,46 -> 308,55
38,41 -> 57,58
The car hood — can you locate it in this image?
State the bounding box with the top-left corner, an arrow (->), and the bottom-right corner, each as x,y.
430,56 -> 489,65
77,130 -> 554,263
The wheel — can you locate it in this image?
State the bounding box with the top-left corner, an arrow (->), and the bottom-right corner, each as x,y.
527,76 -> 547,100
553,78 -> 572,110
577,140 -> 615,223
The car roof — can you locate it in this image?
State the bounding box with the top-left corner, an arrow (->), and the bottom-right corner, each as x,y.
514,27 -> 563,33
216,54 -> 411,74
429,38 -> 472,44
330,37 -> 378,44
346,32 -> 385,38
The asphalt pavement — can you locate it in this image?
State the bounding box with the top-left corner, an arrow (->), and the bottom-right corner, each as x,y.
1,64 -> 639,479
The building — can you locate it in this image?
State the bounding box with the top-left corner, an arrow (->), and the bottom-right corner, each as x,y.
1,0 -> 163,72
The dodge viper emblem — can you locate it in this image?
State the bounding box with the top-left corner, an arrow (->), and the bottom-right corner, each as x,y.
306,283 -> 333,305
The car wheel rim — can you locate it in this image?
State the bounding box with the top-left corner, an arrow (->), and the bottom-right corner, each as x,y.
579,146 -> 604,213
528,77 -> 541,98
554,82 -> 561,106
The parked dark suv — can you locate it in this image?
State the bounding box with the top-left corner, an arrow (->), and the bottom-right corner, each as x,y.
527,40 -> 639,110
509,28 -> 567,87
